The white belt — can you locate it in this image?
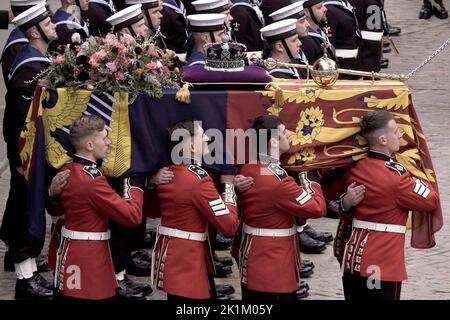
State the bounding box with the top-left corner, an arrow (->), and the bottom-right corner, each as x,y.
243,223 -> 297,237
158,225 -> 207,242
335,48 -> 359,58
61,226 -> 111,240
361,31 -> 383,42
352,219 -> 406,234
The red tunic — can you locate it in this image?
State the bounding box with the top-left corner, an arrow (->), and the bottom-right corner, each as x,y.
145,164 -> 239,299
325,151 -> 439,281
238,162 -> 326,293
55,156 -> 144,300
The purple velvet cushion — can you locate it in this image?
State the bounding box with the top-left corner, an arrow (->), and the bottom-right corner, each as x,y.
181,65 -> 272,84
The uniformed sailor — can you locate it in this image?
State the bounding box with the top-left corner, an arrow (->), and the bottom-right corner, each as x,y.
324,0 -> 361,78
350,0 -> 384,73
49,0 -> 90,52
125,0 -> 167,48
230,0 -> 265,51
84,0 -> 116,36
269,1 -> 311,76
107,4 -> 150,38
260,19 -> 303,79
192,0 -> 236,42
186,13 -> 226,66
301,0 -> 337,64
160,0 -> 188,53
1,0 -> 46,84
1,3 -> 57,300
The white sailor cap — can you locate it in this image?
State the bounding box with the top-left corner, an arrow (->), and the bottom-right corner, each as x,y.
187,13 -> 226,32
269,1 -> 305,22
106,4 -> 145,32
10,0 -> 46,13
12,2 -> 51,31
192,0 -> 231,14
125,0 -> 160,9
260,18 -> 298,43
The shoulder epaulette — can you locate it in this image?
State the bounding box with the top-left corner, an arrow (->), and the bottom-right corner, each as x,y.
267,163 -> 288,181
188,165 -> 209,179
384,161 -> 406,175
82,165 -> 102,179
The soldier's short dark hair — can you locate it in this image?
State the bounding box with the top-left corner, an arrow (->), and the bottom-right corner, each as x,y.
166,119 -> 201,150
69,115 -> 106,150
360,110 -> 394,144
251,115 -> 282,152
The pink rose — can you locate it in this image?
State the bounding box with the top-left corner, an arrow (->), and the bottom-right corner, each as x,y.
116,70 -> 126,81
89,56 -> 99,68
89,70 -> 101,81
54,55 -> 65,64
146,61 -> 157,70
85,84 -> 95,90
97,49 -> 107,59
105,33 -> 118,46
165,49 -> 175,56
106,61 -> 118,72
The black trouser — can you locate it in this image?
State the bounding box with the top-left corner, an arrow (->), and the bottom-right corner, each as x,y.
241,285 -> 296,301
342,273 -> 402,300
0,166 -> 43,263
296,217 -> 307,228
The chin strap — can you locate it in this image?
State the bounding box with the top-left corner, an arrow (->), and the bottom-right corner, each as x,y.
36,24 -> 50,44
144,9 -> 155,32
127,25 -> 137,37
281,39 -> 294,60
209,31 -> 216,43
308,7 -> 321,26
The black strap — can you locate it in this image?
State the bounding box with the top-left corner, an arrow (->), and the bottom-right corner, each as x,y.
307,7 -> 320,26
127,25 -> 136,37
281,39 -> 294,60
144,9 -> 155,31
209,31 -> 216,43
36,24 -> 50,44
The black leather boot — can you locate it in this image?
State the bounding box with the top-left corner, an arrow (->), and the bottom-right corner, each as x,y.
299,231 -> 326,254
15,274 -> 53,300
303,225 -> 334,243
419,0 -> 433,19
295,280 -> 310,300
433,0 -> 449,19
116,277 -> 146,300
216,284 -> 235,295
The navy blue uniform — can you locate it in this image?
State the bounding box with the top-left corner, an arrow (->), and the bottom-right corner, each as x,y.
49,8 -> 90,52
160,0 -> 188,53
1,44 -> 51,264
231,0 -> 265,52
1,28 -> 28,84
83,0 -> 116,37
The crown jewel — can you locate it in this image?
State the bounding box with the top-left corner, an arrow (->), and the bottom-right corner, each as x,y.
204,41 -> 247,72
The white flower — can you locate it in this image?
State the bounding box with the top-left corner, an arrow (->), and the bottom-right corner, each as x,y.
71,32 -> 81,44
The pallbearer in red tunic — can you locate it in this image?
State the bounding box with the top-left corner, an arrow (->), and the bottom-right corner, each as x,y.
53,115 -> 145,300
145,119 -> 239,300
325,110 -> 439,300
236,115 -> 327,300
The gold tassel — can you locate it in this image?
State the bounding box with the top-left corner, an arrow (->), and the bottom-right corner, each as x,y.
175,83 -> 192,104
265,82 -> 285,111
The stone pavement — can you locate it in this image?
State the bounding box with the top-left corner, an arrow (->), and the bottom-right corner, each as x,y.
0,0 -> 449,300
